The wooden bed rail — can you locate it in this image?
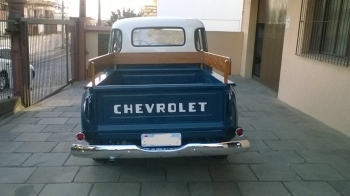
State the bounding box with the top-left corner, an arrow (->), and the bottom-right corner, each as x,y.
88,52 -> 231,86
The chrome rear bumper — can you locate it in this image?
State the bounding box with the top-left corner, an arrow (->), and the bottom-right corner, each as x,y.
71,139 -> 250,159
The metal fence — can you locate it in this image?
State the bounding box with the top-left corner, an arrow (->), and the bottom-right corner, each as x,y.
0,0 -> 13,100
26,20 -> 77,105
0,1 -> 77,106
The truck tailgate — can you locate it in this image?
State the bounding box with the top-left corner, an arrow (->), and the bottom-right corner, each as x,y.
92,84 -> 228,133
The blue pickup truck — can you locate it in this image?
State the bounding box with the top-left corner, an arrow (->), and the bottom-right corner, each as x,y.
71,17 -> 249,160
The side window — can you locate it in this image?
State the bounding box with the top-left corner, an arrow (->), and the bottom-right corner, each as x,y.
195,28 -> 208,52
109,29 -> 122,53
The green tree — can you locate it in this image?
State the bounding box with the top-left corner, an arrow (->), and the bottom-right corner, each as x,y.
106,8 -> 143,26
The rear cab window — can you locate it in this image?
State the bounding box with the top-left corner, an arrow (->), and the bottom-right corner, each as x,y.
132,28 -> 185,47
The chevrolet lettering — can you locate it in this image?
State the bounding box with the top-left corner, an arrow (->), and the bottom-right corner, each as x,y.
71,17 -> 250,160
114,102 -> 208,114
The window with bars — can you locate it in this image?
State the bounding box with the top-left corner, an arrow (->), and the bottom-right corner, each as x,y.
296,0 -> 350,66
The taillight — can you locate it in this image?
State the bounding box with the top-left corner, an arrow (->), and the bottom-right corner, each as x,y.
76,132 -> 85,141
235,127 -> 244,137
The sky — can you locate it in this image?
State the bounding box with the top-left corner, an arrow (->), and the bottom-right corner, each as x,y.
67,0 -> 154,20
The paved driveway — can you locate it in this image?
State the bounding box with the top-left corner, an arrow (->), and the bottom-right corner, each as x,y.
0,77 -> 349,196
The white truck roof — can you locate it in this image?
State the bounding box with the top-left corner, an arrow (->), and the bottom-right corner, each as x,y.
111,17 -> 206,53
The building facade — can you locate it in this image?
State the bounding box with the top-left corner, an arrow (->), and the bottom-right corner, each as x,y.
158,0 -> 350,136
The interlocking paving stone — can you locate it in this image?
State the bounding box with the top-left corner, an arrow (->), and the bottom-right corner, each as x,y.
296,150 -> 348,163
64,155 -> 104,166
74,166 -> 121,182
0,142 -> 23,152
53,106 -> 80,112
105,159 -> 148,167
272,130 -> 307,140
0,153 -> 31,166
38,183 -> 92,196
244,131 -> 279,140
189,182 -> 240,196
90,183 -> 140,196
22,153 -> 70,167
8,117 -> 41,124
46,132 -> 77,142
19,111 -> 39,117
329,182 -> 350,196
227,152 -> 267,164
250,164 -> 302,181
10,124 -> 47,133
298,138 -> 350,150
146,158 -> 187,166
37,118 -> 69,125
0,132 -> 21,141
239,123 -> 256,131
329,163 -> 350,180
337,150 -> 350,162
238,182 -> 291,196
41,124 -> 77,133
14,142 -> 58,153
292,163 -> 345,181
209,165 -> 257,181
34,112 -> 63,118
0,167 -> 36,183
66,118 -> 81,124
141,182 -> 189,196
186,156 -> 228,165
72,124 -> 82,132
0,124 -> 17,132
60,112 -> 80,118
284,182 -> 341,196
14,133 -> 52,142
250,121 -> 276,131
27,167 -> 79,183
119,166 -> 165,182
259,150 -> 305,164
264,140 -> 307,151
248,140 -> 271,151
0,184 -> 44,196
166,165 -> 211,182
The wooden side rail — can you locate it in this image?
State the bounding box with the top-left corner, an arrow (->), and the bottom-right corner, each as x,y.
204,52 -> 231,83
87,52 -> 231,86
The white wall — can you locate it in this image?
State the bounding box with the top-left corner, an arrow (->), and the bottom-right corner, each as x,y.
157,0 -> 244,32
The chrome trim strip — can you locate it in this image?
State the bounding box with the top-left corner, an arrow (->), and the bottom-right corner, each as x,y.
71,139 -> 250,159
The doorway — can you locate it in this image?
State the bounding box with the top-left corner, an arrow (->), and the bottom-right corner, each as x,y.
252,0 -> 287,92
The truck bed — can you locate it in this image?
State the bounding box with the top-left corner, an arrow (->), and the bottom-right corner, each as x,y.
99,64 -> 220,85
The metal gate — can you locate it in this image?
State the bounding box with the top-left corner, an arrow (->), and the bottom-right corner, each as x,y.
23,18 -> 77,105
0,1 -> 12,100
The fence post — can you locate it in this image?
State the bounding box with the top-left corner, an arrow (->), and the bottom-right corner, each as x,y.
77,0 -> 87,81
8,0 -> 25,97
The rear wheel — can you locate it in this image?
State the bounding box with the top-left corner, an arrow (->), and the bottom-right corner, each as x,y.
0,72 -> 9,91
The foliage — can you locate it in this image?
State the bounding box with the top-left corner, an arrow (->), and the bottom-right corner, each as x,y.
106,8 -> 143,26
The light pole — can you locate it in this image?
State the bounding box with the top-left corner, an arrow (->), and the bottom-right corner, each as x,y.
61,0 -> 65,48
98,0 -> 101,26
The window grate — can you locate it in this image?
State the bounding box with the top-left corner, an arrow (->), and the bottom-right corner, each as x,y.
296,0 -> 350,67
